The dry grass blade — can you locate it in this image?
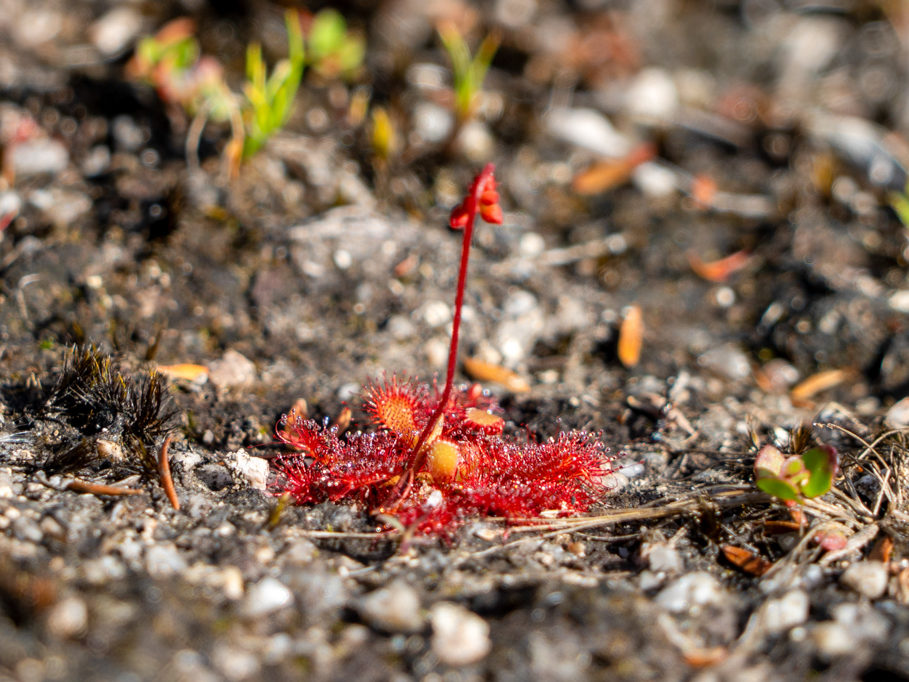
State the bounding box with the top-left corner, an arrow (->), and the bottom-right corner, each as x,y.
617,304 -> 643,368
488,487 -> 764,538
158,435 -> 180,510
64,479 -> 143,497
790,369 -> 849,403
462,357 -> 530,392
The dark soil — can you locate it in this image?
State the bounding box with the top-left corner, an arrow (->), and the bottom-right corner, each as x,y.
2,1 -> 909,680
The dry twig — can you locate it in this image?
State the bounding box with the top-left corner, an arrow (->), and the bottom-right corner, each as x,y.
158,435 -> 180,510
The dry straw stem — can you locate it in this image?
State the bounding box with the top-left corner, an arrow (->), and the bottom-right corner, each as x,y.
481,487 -> 766,542
158,435 -> 180,510
64,479 -> 143,497
817,421 -> 908,514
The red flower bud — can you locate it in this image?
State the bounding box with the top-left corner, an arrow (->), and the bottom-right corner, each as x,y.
480,202 -> 503,224
449,205 -> 470,229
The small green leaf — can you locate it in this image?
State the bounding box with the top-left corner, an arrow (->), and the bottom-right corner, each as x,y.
309,9 -> 347,60
756,476 -> 803,502
800,446 -> 837,498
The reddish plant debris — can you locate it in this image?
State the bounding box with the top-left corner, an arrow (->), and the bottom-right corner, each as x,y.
687,249 -> 750,283
721,545 -> 773,576
271,165 -> 614,535
462,357 -> 530,393
617,304 -> 644,368
869,535 -> 894,564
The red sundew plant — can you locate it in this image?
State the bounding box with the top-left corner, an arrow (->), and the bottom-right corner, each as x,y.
273,164 -> 614,535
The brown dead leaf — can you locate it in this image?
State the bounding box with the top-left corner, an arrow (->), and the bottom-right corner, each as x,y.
157,363 -> 209,382
617,304 -> 643,368
790,369 -> 849,403
762,520 -> 802,535
869,535 -> 894,564
572,144 -> 655,195
682,647 -> 728,667
462,357 -> 530,393
687,250 -> 750,283
690,174 -> 718,208
721,545 -> 773,576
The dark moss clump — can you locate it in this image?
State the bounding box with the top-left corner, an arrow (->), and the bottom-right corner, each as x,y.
42,346 -> 177,476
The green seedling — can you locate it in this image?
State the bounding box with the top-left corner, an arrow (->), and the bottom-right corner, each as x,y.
754,443 -> 838,503
241,10 -> 305,159
437,22 -> 500,127
306,9 -> 365,80
129,8 -> 363,173
370,106 -> 397,163
890,180 -> 909,229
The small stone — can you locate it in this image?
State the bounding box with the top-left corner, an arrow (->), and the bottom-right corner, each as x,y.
831,602 -> 889,643
655,572 -> 726,614
642,542 -> 683,574
112,115 -> 147,152
812,621 -> 852,660
218,566 -> 245,601
8,139 -> 68,177
888,290 -> 909,313
624,67 -> 679,122
885,397 -> 909,430
358,580 -> 424,633
81,556 -> 126,585
45,597 -> 88,639
208,350 -> 257,390
211,642 -> 261,681
89,7 -> 144,56
840,561 -> 889,599
226,450 -> 268,491
29,188 -> 91,229
545,107 -> 630,157
0,191 -> 22,224
419,300 -> 450,328
145,543 -> 188,579
762,590 -> 809,634
632,162 -> 678,198
430,602 -> 491,667
12,515 -> 42,543
698,344 -> 752,382
412,101 -> 454,144
455,120 -> 495,163
242,577 -> 293,618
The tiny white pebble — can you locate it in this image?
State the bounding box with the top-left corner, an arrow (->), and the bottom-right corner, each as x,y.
840,561 -> 889,599
430,602 -> 491,666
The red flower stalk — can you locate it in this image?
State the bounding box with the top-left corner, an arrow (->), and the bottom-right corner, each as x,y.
272,166 -> 614,536
404,163 -> 503,493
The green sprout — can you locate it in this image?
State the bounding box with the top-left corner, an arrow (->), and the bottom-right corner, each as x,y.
306,9 -> 365,80
754,443 -> 838,503
128,9 -> 364,173
437,22 -> 500,126
890,180 -> 909,228
241,10 -> 305,159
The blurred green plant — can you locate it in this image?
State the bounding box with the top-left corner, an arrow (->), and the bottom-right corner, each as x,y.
890,181 -> 909,228
306,9 -> 365,80
754,443 -> 838,503
370,106 -> 396,164
241,10 -> 305,159
437,22 -> 500,127
127,8 -> 364,174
